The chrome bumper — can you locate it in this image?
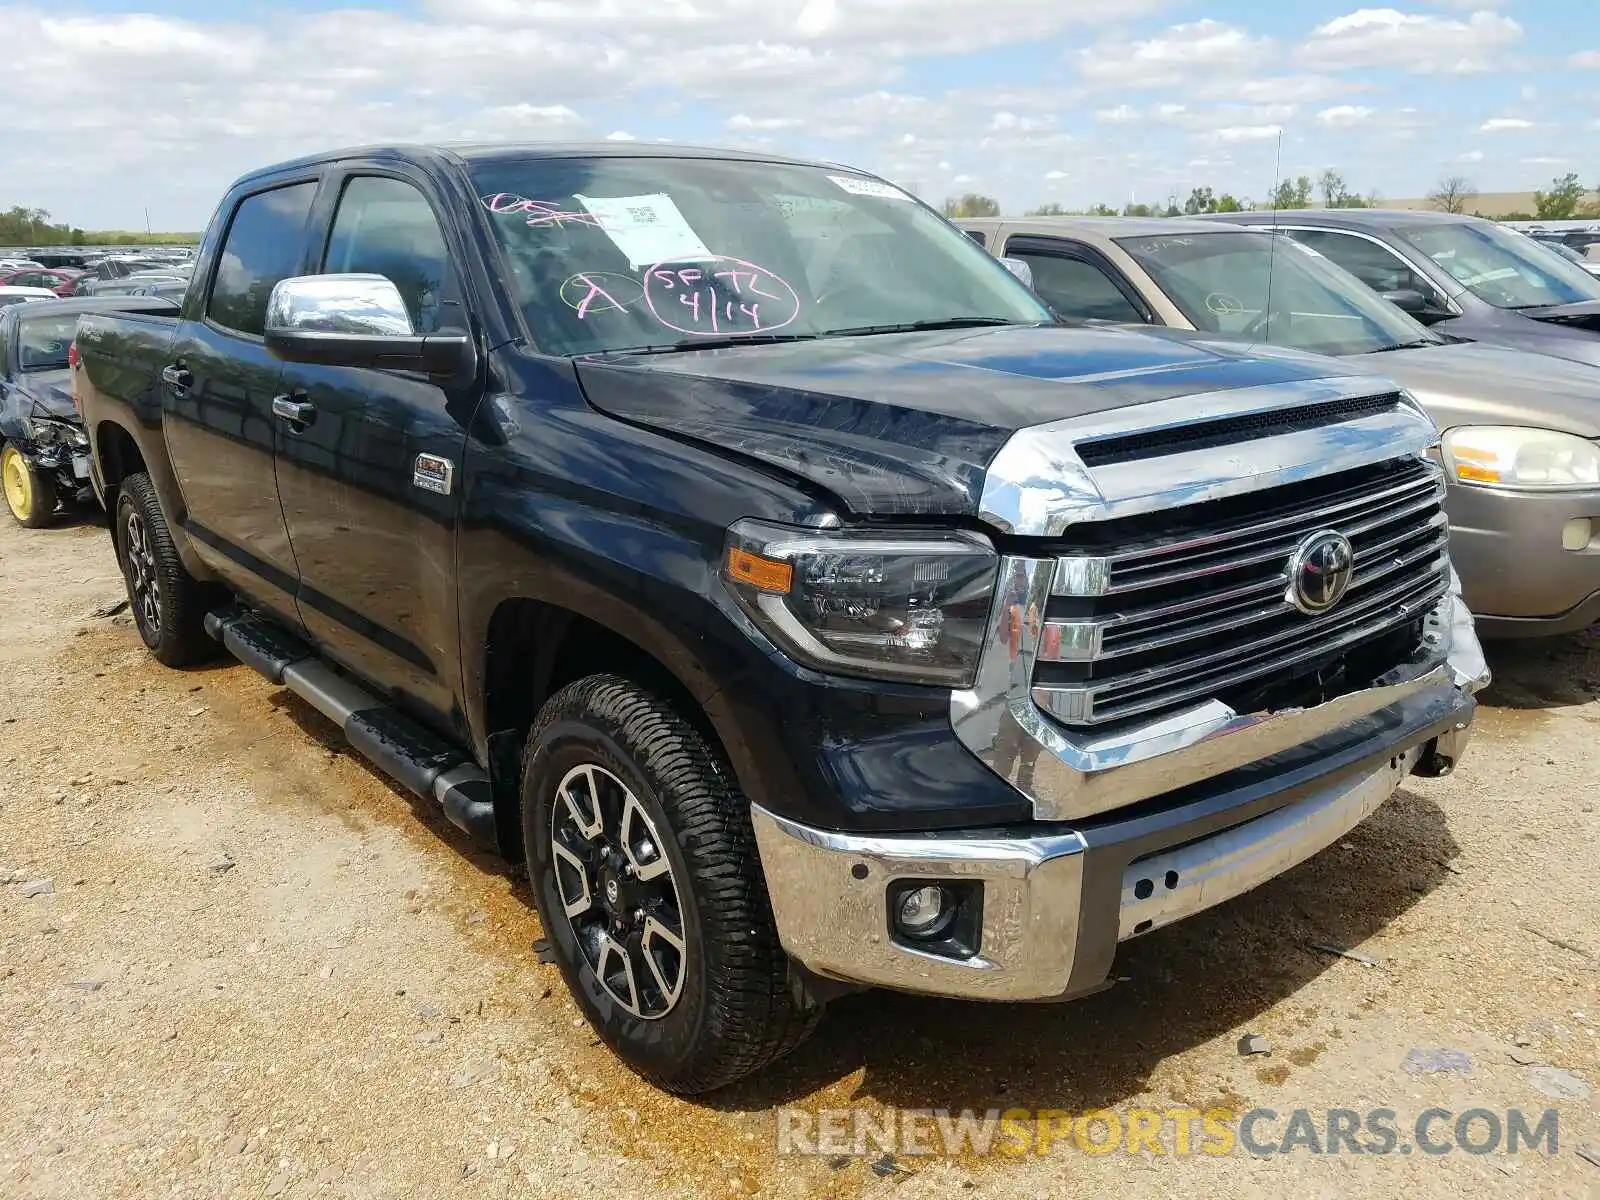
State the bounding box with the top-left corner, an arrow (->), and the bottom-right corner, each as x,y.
754,745 -> 1425,1001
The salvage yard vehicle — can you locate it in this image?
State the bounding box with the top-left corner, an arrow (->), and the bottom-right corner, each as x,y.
964,216 -> 1600,638
76,143 -> 1488,1093
0,285 -> 58,308
1204,209 -> 1600,368
1,295 -> 179,526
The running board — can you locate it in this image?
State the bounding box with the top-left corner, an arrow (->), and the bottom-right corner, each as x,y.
203,607 -> 497,850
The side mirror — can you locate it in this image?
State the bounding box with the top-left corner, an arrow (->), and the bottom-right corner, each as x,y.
998,257 -> 1034,290
264,274 -> 471,375
1378,288 -> 1429,315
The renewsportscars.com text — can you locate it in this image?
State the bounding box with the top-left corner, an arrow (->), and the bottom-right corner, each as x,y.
776,1105 -> 1562,1159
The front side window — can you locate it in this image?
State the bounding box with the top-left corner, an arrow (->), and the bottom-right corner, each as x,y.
469,156 -> 1049,355
1009,250 -> 1146,323
1118,230 -> 1433,357
323,176 -> 457,333
1287,229 -> 1440,304
206,182 -> 317,337
1397,221 -> 1600,309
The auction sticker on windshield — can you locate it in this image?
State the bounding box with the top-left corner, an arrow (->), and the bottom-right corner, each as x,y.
574,193 -> 714,269
828,175 -> 912,201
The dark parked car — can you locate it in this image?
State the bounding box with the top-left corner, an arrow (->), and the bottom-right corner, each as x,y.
1204,209 -> 1600,367
1,295 -> 178,526
75,143 -> 1485,1092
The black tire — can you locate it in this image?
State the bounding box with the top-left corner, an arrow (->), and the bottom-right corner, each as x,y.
2,441 -> 58,528
114,472 -> 214,668
522,674 -> 820,1094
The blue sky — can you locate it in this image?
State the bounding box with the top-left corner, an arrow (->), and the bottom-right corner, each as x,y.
1,0 -> 1595,230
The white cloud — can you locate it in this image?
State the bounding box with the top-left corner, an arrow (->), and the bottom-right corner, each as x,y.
1570,50 -> 1600,68
1194,75 -> 1353,103
605,130 -> 636,141
727,113 -> 805,131
1299,8 -> 1522,74
1075,20 -> 1274,90
1521,156 -> 1571,166
1044,169 -> 1068,179
1479,117 -> 1534,132
1096,104 -> 1140,123
1317,104 -> 1376,126
1458,149 -> 1485,162
1207,124 -> 1284,143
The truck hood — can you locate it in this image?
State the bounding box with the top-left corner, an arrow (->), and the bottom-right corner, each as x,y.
574,323 -> 1368,518
1344,341 -> 1600,438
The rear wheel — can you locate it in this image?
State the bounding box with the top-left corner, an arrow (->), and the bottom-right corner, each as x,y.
522,674 -> 820,1094
114,472 -> 214,667
2,442 -> 57,528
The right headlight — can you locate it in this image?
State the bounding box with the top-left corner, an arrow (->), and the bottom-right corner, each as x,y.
1441,425 -> 1600,490
722,519 -> 999,687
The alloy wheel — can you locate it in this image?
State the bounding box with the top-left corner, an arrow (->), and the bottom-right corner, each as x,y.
123,510 -> 161,638
549,763 -> 687,1019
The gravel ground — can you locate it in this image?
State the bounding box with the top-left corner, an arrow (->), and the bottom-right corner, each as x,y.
1,512 -> 1597,1199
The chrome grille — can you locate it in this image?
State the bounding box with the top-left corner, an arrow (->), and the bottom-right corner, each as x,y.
1032,457 -> 1449,727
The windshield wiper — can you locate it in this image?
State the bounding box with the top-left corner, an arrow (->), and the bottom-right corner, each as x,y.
598,333 -> 823,357
822,317 -> 1028,337
1367,338 -> 1440,353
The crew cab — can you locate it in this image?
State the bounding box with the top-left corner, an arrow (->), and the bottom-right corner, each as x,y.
75,144 -> 1489,1093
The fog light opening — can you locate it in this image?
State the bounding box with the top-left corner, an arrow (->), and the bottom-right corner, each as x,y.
1561,518 -> 1592,552
895,885 -> 956,940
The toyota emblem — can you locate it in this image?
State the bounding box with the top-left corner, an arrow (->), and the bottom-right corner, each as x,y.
1286,530 -> 1355,615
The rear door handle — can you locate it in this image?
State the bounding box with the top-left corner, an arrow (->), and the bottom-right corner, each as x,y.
271,393 -> 316,427
161,363 -> 193,395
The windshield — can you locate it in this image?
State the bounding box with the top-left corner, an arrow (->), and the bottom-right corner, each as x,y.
468,155 -> 1049,355
18,313 -> 76,370
1397,221 -> 1600,308
1118,230 -> 1432,357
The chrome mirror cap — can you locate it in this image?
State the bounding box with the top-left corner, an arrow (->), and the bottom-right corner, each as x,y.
999,257 -> 1034,289
265,273 -> 415,339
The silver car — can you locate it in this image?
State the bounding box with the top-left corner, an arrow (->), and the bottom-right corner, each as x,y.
963,215 -> 1600,637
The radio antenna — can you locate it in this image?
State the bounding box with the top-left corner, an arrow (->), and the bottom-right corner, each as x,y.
1262,126 -> 1285,346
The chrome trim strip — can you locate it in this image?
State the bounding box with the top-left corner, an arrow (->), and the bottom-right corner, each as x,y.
977,376 -> 1436,538
952,555 -> 1482,822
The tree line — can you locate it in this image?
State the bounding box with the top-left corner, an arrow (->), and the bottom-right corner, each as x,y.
943,170 -> 1600,223
0,206 -> 201,247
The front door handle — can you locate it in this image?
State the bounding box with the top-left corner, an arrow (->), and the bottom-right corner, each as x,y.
271,393 -> 316,427
161,362 -> 193,395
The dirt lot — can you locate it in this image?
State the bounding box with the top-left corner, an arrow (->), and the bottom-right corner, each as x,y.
1,512 -> 1597,1199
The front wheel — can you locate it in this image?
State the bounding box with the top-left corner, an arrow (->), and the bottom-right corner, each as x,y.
2,442 -> 57,528
114,472 -> 214,667
522,674 -> 819,1094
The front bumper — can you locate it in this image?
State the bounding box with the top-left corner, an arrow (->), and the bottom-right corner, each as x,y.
1447,481 -> 1600,636
753,589 -> 1487,1003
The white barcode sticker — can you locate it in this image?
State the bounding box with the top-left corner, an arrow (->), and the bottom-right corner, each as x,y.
828,175 -> 913,201
573,192 -> 714,269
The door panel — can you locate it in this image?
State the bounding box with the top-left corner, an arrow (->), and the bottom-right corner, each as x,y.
163,179 -> 318,624
274,173 -> 472,729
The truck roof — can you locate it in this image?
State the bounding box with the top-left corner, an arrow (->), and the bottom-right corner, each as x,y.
234,141 -> 849,189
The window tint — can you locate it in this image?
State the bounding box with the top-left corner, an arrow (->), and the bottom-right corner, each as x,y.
1287,229 -> 1439,304
965,228 -> 988,247
1011,251 -> 1145,323
323,176 -> 456,333
206,182 -> 316,336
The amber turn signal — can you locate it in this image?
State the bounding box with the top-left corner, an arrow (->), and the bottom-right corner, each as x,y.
726,547 -> 793,593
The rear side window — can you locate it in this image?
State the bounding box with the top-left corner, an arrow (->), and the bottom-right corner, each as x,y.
322,176 -> 457,333
965,228 -> 988,247
206,182 -> 316,337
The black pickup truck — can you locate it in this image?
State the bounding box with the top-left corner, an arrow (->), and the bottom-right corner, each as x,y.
75,143 -> 1490,1093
